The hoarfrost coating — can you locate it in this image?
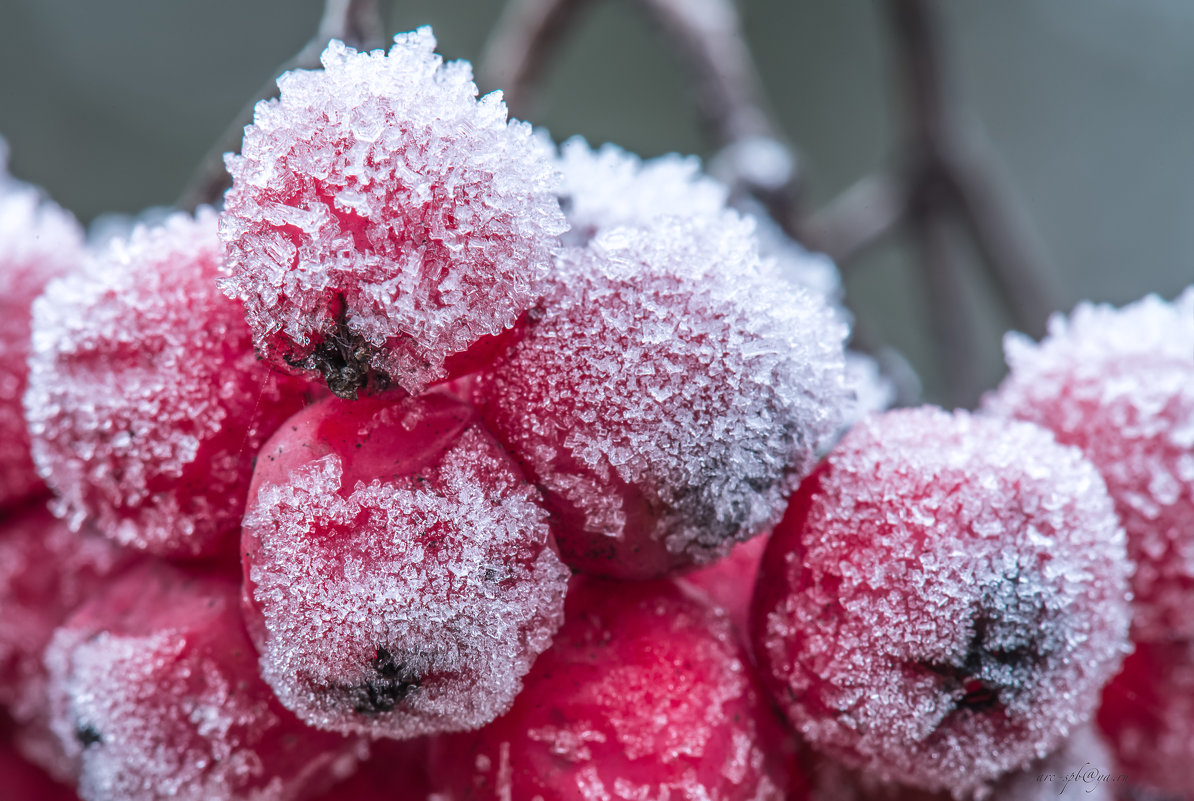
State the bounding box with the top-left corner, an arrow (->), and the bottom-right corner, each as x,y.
220,28 -> 567,398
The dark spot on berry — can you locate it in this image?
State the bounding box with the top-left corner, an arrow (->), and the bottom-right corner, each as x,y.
287,297 -> 391,400
350,646 -> 423,715
75,722 -> 102,748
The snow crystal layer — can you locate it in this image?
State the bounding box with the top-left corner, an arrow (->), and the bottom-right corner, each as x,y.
556,137 -> 730,245
221,28 -> 567,397
755,408 -> 1131,796
810,724 -> 1116,801
244,426 -> 570,738
24,209 -> 306,557
0,172 -> 84,508
984,288 -> 1194,642
476,214 -> 850,575
555,138 -> 892,431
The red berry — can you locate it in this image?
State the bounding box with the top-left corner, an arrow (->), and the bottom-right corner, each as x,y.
1098,639 -> 1194,798
24,209 -> 310,558
219,28 -> 566,400
984,289 -> 1194,642
751,408 -> 1131,795
310,739 -> 431,801
0,735 -> 79,801
474,215 -> 849,579
43,561 -> 363,801
431,576 -> 798,801
241,390 -> 569,739
681,533 -> 770,638
0,504 -> 136,778
0,171 -> 84,511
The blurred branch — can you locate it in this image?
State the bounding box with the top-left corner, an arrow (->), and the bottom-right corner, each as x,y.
801,171 -> 907,263
480,0 -> 596,116
178,0 -> 387,211
885,0 -> 1058,339
635,0 -> 802,228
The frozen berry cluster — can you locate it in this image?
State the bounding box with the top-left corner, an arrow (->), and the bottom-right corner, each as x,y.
1,26 -> 1191,801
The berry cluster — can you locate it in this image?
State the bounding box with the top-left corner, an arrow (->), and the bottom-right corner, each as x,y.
1,26 -> 1191,801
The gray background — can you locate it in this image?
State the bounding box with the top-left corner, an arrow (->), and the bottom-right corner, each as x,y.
1,0 -> 1190,402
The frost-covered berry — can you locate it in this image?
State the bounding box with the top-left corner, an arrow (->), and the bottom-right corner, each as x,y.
241,390 -> 569,739
43,561 -> 363,801
475,214 -> 849,579
556,138 -> 892,431
220,27 -> 566,399
984,289 -> 1194,642
431,576 -> 797,801
751,408 -> 1131,796
1098,639 -> 1194,798
0,505 -> 135,778
0,167 -> 84,511
24,209 -> 310,558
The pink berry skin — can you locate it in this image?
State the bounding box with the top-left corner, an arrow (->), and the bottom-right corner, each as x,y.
1098,639 -> 1194,799
751,408 -> 1132,796
0,173 -> 84,512
474,215 -> 849,580
43,561 -> 364,801
309,739 -> 431,801
0,734 -> 79,801
0,504 -> 137,779
219,28 -> 566,400
241,389 -> 570,740
430,576 -> 800,801
984,290 -> 1194,643
24,209 -> 312,559
681,533 -> 770,639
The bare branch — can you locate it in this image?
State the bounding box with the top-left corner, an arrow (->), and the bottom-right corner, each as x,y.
910,173 -> 983,408
479,0 -> 596,117
178,0 -> 387,211
801,171 -> 907,263
634,0 -> 802,224
941,149 -> 1060,338
884,0 -> 1058,338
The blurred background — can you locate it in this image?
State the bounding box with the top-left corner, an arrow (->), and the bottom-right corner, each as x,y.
0,0 -> 1190,404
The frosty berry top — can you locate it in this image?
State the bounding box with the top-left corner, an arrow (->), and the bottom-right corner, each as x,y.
220,28 -> 566,400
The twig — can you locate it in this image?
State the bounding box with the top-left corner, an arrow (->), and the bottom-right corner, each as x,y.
634,0 -> 801,224
801,171 -> 907,264
882,0 -> 1058,401
912,170 -> 983,407
479,0 -> 595,117
178,0 -> 386,211
887,0 -> 1058,335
